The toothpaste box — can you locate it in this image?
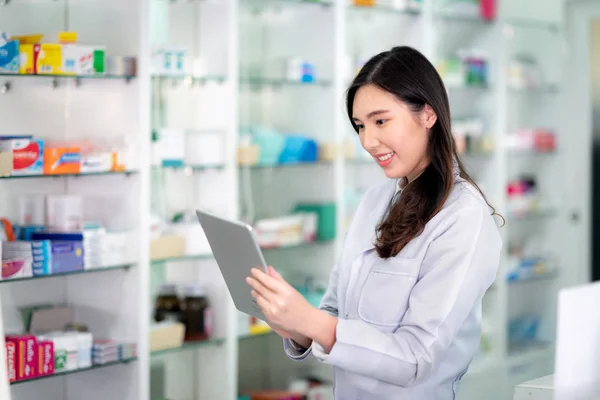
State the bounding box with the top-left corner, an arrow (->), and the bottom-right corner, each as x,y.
37,341 -> 54,376
0,137 -> 44,176
44,146 -> 81,175
5,340 -> 16,383
5,335 -> 37,381
0,33 -> 19,74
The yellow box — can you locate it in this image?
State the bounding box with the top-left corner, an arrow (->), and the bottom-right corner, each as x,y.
58,31 -> 77,44
19,44 -> 39,75
37,44 -> 62,75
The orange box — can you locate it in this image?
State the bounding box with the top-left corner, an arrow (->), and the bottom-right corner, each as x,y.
44,147 -> 81,175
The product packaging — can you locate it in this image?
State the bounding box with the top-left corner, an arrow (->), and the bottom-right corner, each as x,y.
5,340 -> 16,383
74,332 -> 93,368
0,33 -> 19,74
37,340 -> 54,376
5,335 -> 38,380
32,232 -> 85,274
0,137 -> 44,176
62,45 -> 106,75
44,146 -> 82,175
19,44 -> 41,74
37,44 -> 63,75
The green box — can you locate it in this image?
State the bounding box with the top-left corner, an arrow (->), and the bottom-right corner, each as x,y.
293,202 -> 336,241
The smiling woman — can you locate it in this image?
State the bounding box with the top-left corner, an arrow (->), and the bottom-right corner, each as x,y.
246,46 -> 503,400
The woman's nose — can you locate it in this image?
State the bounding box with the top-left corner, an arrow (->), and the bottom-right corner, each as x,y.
361,127 -> 380,151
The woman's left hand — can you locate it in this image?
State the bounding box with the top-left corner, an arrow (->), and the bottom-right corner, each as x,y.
246,266 -> 314,335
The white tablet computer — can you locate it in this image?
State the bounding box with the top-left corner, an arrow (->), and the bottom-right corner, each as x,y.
196,209 -> 268,320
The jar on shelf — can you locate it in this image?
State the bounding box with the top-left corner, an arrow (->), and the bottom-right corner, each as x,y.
181,284 -> 212,341
153,283 -> 182,323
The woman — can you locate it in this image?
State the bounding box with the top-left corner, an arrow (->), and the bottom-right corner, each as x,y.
246,46 -> 502,399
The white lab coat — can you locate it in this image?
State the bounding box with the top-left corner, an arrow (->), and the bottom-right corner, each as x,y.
284,167 -> 502,399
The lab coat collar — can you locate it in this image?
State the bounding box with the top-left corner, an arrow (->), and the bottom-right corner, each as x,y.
359,158 -> 461,254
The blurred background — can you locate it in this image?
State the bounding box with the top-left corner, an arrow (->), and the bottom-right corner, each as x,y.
0,0 -> 597,399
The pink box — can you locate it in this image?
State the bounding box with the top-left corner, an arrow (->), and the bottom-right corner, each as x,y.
38,341 -> 54,376
5,341 -> 16,383
6,335 -> 37,380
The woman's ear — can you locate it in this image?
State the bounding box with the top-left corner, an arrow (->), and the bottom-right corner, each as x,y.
423,104 -> 437,129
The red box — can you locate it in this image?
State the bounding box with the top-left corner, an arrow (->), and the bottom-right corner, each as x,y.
5,335 -> 37,380
5,341 -> 16,383
37,341 -> 54,376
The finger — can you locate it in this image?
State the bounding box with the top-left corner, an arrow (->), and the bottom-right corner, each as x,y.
255,292 -> 270,314
251,267 -> 285,292
246,276 -> 274,301
268,266 -> 284,280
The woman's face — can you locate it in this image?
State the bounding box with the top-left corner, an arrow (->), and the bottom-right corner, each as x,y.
352,84 -> 436,181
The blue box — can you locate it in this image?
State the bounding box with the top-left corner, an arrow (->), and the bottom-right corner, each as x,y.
31,233 -> 84,274
0,34 -> 19,74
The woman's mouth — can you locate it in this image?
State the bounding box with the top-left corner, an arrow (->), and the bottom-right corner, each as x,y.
374,152 -> 395,168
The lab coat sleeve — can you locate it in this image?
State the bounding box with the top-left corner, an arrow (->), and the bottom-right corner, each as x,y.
283,237 -> 343,361
317,204 -> 501,386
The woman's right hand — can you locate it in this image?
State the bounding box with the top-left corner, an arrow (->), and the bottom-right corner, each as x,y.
269,324 -> 294,339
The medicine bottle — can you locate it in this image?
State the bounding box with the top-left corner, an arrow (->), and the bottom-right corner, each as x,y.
154,283 -> 182,323
181,284 -> 212,341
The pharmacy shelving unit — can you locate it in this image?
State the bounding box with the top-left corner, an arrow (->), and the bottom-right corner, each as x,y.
0,1 -> 151,400
0,1 -> 590,400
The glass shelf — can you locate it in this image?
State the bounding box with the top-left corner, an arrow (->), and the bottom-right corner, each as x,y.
10,357 -> 137,385
157,162 -> 334,173
434,11 -> 493,24
150,339 -> 225,357
151,254 -> 213,265
503,18 -> 561,31
240,77 -> 332,88
0,73 -> 135,81
509,84 -> 560,94
155,164 -> 225,173
152,75 -> 227,84
0,170 -> 138,180
0,264 -> 134,284
349,4 -> 421,16
244,0 -> 333,8
241,161 -> 333,169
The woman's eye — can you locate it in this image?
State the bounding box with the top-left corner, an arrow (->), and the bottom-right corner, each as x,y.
355,124 -> 364,131
375,119 -> 386,126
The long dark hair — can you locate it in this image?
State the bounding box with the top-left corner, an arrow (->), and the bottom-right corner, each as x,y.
347,46 -> 499,259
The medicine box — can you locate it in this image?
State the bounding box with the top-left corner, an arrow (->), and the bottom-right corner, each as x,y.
19,44 -> 40,74
0,137 -> 44,176
44,146 -> 81,175
37,341 -> 54,376
1,259 -> 33,280
0,34 -> 19,74
37,43 -> 62,75
5,335 -> 38,380
31,233 -> 84,274
5,341 -> 16,383
63,45 -> 105,75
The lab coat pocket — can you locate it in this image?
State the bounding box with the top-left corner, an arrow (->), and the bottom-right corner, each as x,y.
358,258 -> 418,327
